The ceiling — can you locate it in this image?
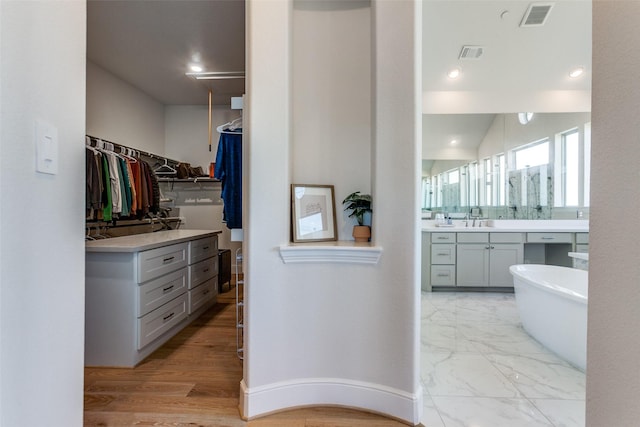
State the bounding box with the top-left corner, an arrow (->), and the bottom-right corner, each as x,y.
422,0 -> 592,161
87,0 -> 592,157
87,0 -> 245,106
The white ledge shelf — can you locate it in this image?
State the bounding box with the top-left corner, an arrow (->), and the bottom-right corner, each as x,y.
279,241 -> 382,264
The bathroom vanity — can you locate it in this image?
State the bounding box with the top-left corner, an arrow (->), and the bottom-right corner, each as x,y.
422,220 -> 589,291
85,229 -> 221,367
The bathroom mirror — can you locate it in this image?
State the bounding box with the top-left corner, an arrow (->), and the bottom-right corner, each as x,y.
422,112 -> 591,220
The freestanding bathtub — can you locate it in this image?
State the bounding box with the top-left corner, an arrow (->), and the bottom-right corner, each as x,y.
509,264 -> 588,371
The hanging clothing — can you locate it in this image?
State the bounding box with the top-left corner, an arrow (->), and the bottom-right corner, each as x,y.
86,147 -> 103,215
214,130 -> 243,229
101,154 -> 113,222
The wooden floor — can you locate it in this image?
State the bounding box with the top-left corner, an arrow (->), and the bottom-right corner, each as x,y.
84,283 -> 411,426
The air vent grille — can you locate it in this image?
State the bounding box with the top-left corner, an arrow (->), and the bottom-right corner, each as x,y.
458,45 -> 484,60
520,3 -> 554,27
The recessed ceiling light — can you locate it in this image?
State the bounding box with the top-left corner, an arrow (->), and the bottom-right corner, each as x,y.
569,67 -> 584,78
447,67 -> 461,79
190,64 -> 203,72
450,139 -> 458,145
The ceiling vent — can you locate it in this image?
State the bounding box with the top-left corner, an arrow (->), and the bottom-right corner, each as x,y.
520,3 -> 554,27
458,45 -> 484,60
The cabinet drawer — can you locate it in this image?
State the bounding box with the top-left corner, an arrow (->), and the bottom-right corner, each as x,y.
138,267 -> 188,317
576,233 -> 589,244
490,232 -> 524,243
431,265 -> 456,286
457,232 -> 489,243
576,244 -> 589,253
431,233 -> 455,243
189,237 -> 218,264
188,278 -> 217,314
431,244 -> 456,264
188,257 -> 218,289
527,233 -> 573,243
137,293 -> 188,350
138,243 -> 189,283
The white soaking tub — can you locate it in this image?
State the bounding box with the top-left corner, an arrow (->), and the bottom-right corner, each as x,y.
509,264 -> 588,371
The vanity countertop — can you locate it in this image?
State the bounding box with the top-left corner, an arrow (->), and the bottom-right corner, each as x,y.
86,229 -> 221,253
422,219 -> 589,233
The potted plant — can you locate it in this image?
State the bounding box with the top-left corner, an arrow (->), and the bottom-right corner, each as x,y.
342,191 -> 372,242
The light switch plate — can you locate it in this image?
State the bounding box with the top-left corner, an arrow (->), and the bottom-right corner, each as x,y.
35,120 -> 58,175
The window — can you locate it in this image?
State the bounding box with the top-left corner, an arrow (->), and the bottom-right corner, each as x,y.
514,139 -> 549,170
484,158 -> 492,206
496,154 -> 506,206
563,130 -> 580,206
554,126 -> 590,208
468,162 -> 478,207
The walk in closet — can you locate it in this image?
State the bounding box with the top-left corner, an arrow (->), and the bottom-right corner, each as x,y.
84,0 -> 246,370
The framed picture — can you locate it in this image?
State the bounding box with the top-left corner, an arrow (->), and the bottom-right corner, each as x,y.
291,184 -> 338,242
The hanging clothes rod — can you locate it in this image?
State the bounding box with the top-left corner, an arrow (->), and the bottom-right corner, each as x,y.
85,135 -> 180,165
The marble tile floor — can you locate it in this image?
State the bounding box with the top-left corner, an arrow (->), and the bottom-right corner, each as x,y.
420,291 -> 585,427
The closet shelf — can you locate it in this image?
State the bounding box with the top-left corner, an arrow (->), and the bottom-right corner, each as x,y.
157,178 -> 220,183
279,241 -> 382,265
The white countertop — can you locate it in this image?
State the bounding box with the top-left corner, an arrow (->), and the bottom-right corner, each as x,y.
422,219 -> 589,233
568,252 -> 590,260
86,229 -> 221,253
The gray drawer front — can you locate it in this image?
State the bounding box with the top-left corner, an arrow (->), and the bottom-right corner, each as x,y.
137,293 -> 188,350
138,267 -> 188,317
188,257 -> 218,289
431,244 -> 456,264
431,233 -> 456,243
431,265 -> 456,286
189,237 -> 218,264
527,233 -> 573,243
457,232 -> 489,243
490,232 -> 524,243
138,243 -> 189,283
188,278 -> 217,314
576,233 -> 589,244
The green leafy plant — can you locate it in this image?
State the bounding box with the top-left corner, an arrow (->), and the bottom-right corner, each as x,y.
342,191 -> 372,226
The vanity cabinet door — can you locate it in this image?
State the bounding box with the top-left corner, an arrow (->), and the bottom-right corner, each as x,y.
456,244 -> 489,287
489,244 -> 523,287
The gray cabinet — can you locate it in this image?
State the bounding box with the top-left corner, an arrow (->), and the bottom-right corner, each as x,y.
430,233 -> 456,287
456,232 -> 523,287
85,231 -> 219,367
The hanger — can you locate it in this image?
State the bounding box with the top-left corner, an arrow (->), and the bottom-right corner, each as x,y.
216,116 -> 243,135
153,159 -> 177,175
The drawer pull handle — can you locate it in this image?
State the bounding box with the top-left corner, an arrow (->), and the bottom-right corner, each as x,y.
203,246 -> 209,250
163,256 -> 175,264
436,237 -> 448,240
437,273 -> 450,277
163,312 -> 175,322
203,290 -> 209,295
203,268 -> 210,273
541,237 -> 554,240
437,252 -> 449,256
163,285 -> 174,293
485,246 -> 490,249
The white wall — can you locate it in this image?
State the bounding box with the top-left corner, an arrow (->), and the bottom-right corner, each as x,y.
478,112 -> 591,159
242,0 -> 421,424
0,2 -> 86,426
292,1 -> 371,239
587,2 -> 640,425
86,61 -> 165,154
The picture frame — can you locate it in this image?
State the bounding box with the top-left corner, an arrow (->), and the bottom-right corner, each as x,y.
291,184 -> 338,243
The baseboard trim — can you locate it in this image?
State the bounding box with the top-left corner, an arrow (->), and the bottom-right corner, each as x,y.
239,377 -> 423,425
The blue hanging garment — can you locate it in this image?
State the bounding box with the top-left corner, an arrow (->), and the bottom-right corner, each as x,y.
214,130 -> 242,229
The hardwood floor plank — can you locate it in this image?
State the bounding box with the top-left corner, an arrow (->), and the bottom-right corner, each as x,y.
85,380 -> 195,396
